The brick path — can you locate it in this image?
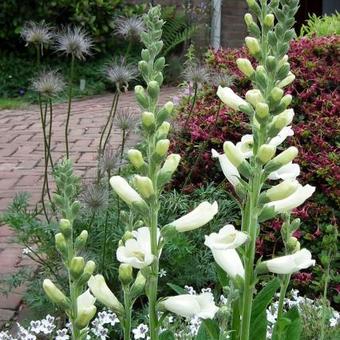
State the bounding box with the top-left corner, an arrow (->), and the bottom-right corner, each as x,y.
0,87 -> 178,328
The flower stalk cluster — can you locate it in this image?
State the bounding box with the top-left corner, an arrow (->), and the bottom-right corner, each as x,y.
208,0 -> 316,339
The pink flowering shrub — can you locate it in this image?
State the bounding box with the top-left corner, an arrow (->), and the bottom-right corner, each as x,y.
172,36 -> 340,300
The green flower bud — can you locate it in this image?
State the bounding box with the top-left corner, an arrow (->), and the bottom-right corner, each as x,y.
119,264 -> 133,285
255,102 -> 269,119
142,111 -> 155,128
265,147 -> 298,173
138,60 -> 149,76
245,37 -> 261,56
270,87 -> 284,102
261,180 -> 299,203
224,141 -> 251,178
236,58 -> 255,77
266,56 -> 277,72
272,109 -> 294,131
141,49 -> 150,61
55,233 -> 67,257
147,81 -> 160,99
158,154 -> 181,187
130,271 -> 146,298
43,279 -> 69,309
157,121 -> 171,139
281,94 -> 293,107
71,201 -> 81,218
135,85 -> 148,108
244,13 -> 254,26
70,257 -> 85,279
277,72 -> 295,88
154,57 -> 165,71
77,260 -> 96,286
287,237 -> 299,252
156,102 -> 173,124
128,149 -> 145,169
122,231 -> 134,242
155,139 -> 170,156
264,14 -> 275,27
133,175 -> 154,199
257,144 -> 276,164
75,230 -> 88,252
59,219 -> 72,238
246,89 -> 264,107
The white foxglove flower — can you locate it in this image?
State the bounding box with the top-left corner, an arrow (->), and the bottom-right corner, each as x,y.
116,226 -> 161,268
211,149 -> 240,187
76,290 -> 97,328
169,201 -> 218,232
161,293 -> 219,319
268,162 -> 300,180
88,275 -> 123,313
264,184 -> 315,213
264,249 -> 315,274
236,134 -> 253,158
217,86 -> 248,111
110,176 -> 146,206
269,126 -> 294,147
204,225 -> 248,250
208,248 -> 245,279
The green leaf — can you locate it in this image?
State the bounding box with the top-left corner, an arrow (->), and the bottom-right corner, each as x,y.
215,263 -> 229,287
166,283 -> 187,294
250,278 -> 280,340
159,330 -> 175,340
195,319 -> 220,340
272,307 -> 302,340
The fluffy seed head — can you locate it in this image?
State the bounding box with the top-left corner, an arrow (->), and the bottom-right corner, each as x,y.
31,70 -> 65,97
211,71 -> 236,88
114,16 -> 145,40
115,108 -> 138,132
105,62 -> 137,92
55,26 -> 92,60
182,64 -> 211,85
99,145 -> 119,174
81,183 -> 108,212
21,21 -> 53,47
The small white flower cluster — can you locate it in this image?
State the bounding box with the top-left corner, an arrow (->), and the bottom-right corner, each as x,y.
0,311 -> 120,340
89,310 -> 119,340
266,289 -> 340,339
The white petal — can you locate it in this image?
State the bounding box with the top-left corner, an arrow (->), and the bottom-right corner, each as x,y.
268,162 -> 300,180
195,293 -> 219,319
77,290 -> 95,313
212,149 -> 240,187
211,249 -> 245,279
162,295 -> 201,318
269,126 -> 294,147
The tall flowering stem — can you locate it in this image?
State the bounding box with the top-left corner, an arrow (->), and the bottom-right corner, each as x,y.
208,1 -> 318,339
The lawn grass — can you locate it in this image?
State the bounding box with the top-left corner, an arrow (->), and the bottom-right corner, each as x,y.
0,97 -> 30,110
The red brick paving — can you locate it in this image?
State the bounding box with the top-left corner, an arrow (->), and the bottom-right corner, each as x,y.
0,87 -> 178,327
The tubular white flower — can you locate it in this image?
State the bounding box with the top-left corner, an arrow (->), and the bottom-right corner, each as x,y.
161,293 -> 219,319
209,248 -> 245,279
236,134 -> 253,158
217,86 -> 248,111
77,290 -> 96,315
264,184 -> 315,213
204,224 -> 248,250
110,176 -> 145,206
170,201 -> 218,232
269,126 -> 294,147
268,162 -> 300,180
116,226 -> 161,268
88,275 -> 123,313
212,149 -> 240,187
264,249 -> 315,274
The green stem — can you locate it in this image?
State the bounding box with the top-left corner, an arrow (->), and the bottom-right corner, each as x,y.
320,251 -> 331,340
273,274 -> 291,337
102,170 -> 111,272
103,93 -> 120,155
65,55 -> 75,159
184,82 -> 198,128
48,99 -> 54,171
125,40 -> 132,61
123,288 -> 132,340
240,165 -> 263,340
231,299 -> 241,340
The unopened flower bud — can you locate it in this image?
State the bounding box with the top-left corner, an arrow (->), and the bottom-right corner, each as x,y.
71,201 -> 80,218
141,49 -> 150,61
84,261 -> 96,275
246,89 -> 264,107
154,57 -> 165,71
272,109 -> 294,131
244,13 -> 254,26
224,141 -> 251,177
59,219 -> 72,238
281,94 -> 293,107
245,37 -> 260,56
75,230 -> 88,252
263,180 -> 299,203
236,58 -> 255,77
43,279 -> 69,309
147,80 -> 160,99
164,101 -> 174,113
119,264 -> 133,285
270,87 -> 284,102
75,307 -> 97,329
255,103 -> 269,119
133,175 -> 154,199
287,236 -> 299,252
266,56 -> 276,72
157,121 -> 171,138
158,154 -> 181,186
257,144 -> 276,164
138,60 -> 148,75
135,85 -> 148,108
279,55 -> 289,68
130,271 -> 146,298
55,233 -> 67,257
264,14 -> 275,27
155,139 -> 170,156
266,147 -> 298,173
128,149 -> 145,169
277,72 -> 295,88
70,257 -> 85,279
142,111 -> 155,127
122,231 -> 134,242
